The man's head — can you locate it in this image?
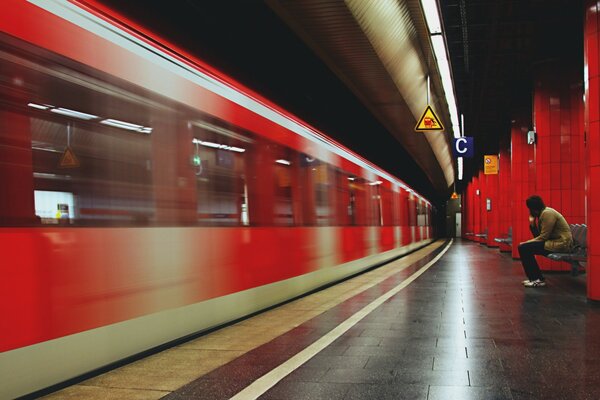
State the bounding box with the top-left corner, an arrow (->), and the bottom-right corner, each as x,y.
526,195 -> 546,217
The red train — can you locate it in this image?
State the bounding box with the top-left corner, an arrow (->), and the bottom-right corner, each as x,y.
0,1 -> 433,397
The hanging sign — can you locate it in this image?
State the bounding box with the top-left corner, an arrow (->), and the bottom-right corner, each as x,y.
483,155 -> 498,175
58,146 -> 80,168
453,137 -> 474,158
415,105 -> 444,131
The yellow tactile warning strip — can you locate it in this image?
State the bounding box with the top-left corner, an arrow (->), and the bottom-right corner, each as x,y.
42,240 -> 446,399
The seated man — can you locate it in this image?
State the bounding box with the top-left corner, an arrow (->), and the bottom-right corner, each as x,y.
518,195 -> 573,288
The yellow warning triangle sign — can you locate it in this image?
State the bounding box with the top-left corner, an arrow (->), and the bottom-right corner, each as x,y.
415,105 -> 444,131
58,146 -> 80,168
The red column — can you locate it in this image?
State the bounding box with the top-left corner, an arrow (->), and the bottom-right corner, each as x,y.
478,170 -> 488,243
511,122 -> 536,259
486,171 -> 499,247
585,0 -> 600,299
472,175 -> 481,242
533,63 -> 585,271
497,147 -> 512,252
460,182 -> 473,239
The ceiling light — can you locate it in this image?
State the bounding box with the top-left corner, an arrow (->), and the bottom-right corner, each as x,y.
431,35 -> 461,138
50,107 -> 98,120
192,138 -> 245,153
28,102 -> 50,110
275,159 -> 291,165
421,0 -> 442,34
101,118 -> 144,130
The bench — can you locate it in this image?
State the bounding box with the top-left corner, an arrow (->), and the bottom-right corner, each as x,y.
546,224 -> 587,276
494,226 -> 513,246
475,228 -> 488,242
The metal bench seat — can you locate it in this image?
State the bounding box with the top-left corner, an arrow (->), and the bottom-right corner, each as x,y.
494,226 -> 513,245
475,228 -> 488,241
546,224 -> 587,276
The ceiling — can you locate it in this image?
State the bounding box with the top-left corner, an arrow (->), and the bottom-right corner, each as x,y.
439,0 -> 583,189
92,0 -> 583,203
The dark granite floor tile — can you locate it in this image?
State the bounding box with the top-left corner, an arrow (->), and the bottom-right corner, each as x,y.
319,368 -> 396,384
436,338 -> 496,349
428,385 -> 513,400
331,336 -> 382,347
259,381 -> 349,400
393,369 -> 469,386
302,355 -> 369,370
342,345 -> 401,357
343,383 -> 428,400
433,357 -> 503,371
317,344 -> 350,356
365,355 -> 434,370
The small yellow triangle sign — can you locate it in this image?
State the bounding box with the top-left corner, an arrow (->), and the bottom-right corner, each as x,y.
415,105 -> 444,131
59,146 -> 80,168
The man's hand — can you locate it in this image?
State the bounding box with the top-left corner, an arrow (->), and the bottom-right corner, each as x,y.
528,215 -> 535,225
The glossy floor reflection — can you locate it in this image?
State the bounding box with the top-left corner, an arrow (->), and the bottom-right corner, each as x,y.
45,240 -> 600,400
168,240 -> 598,400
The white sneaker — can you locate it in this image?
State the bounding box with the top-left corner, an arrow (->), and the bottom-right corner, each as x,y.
522,279 -> 531,285
524,279 -> 546,288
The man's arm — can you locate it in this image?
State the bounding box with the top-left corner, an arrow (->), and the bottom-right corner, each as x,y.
526,212 -> 556,243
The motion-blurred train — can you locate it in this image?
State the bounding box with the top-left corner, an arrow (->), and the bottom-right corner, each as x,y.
0,1 -> 434,397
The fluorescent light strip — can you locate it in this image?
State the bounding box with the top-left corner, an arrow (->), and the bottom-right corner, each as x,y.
275,159 -> 291,166
100,118 -> 144,130
458,157 -> 463,180
192,138 -> 245,153
50,107 -> 98,120
431,35 -> 460,139
31,1 -> 429,205
28,102 -> 50,110
421,0 -> 442,34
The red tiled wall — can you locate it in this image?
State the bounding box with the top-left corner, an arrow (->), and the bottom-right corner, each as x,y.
585,0 -> 600,300
478,170 -> 488,243
511,123 -> 536,259
533,64 -> 585,271
497,148 -> 512,252
486,172 -> 500,247
473,175 -> 481,242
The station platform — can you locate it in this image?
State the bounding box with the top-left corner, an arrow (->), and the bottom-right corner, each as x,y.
42,239 -> 599,400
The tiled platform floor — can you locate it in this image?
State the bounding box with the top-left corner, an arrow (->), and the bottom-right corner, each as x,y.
44,239 -> 600,400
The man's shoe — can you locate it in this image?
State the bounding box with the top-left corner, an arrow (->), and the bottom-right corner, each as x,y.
522,279 -> 531,285
524,279 -> 546,288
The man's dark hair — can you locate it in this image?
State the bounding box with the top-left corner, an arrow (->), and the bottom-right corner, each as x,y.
526,195 -> 546,212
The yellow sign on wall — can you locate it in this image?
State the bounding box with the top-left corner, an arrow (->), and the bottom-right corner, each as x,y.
484,155 -> 498,174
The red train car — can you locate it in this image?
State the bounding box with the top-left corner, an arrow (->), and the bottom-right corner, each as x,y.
0,1 -> 433,397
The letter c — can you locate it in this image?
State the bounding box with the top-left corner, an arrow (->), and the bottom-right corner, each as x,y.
455,137 -> 468,154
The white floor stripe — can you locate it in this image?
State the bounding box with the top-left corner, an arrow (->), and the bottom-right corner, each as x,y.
229,239 -> 454,400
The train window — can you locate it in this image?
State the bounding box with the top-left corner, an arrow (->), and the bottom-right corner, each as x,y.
192,120 -> 251,226
370,182 -> 383,226
348,177 -> 368,226
314,163 -> 333,226
408,195 -> 417,227
417,201 -> 427,226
